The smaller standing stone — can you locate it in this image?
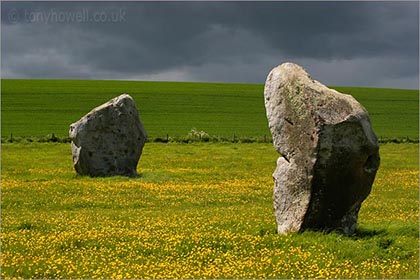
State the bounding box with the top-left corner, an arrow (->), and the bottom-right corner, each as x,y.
69,94 -> 147,177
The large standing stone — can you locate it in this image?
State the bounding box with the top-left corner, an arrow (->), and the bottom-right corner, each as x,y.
264,62 -> 380,235
69,94 -> 147,177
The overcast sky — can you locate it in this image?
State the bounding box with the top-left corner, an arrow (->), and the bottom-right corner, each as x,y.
1,1 -> 419,89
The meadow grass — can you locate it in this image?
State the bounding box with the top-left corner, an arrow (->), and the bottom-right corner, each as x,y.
1,79 -> 418,140
1,142 -> 418,279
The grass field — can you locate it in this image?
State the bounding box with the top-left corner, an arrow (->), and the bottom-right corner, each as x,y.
1,142 -> 418,279
1,79 -> 418,140
1,79 -> 419,278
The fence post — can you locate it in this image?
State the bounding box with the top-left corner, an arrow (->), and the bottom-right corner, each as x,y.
10,133 -> 13,143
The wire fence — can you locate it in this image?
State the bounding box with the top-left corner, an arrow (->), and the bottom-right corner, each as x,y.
2,132 -> 419,144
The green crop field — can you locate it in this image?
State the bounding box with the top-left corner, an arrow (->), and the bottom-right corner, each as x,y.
1,79 -> 418,140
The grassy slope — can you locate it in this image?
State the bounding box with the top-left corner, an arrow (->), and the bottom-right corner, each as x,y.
1,79 -> 267,138
1,79 -> 418,139
1,142 -> 418,278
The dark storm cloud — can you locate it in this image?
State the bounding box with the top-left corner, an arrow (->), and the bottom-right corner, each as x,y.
1,1 -> 419,88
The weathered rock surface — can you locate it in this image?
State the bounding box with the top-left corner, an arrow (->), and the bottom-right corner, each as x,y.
264,62 -> 380,235
69,94 -> 147,177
